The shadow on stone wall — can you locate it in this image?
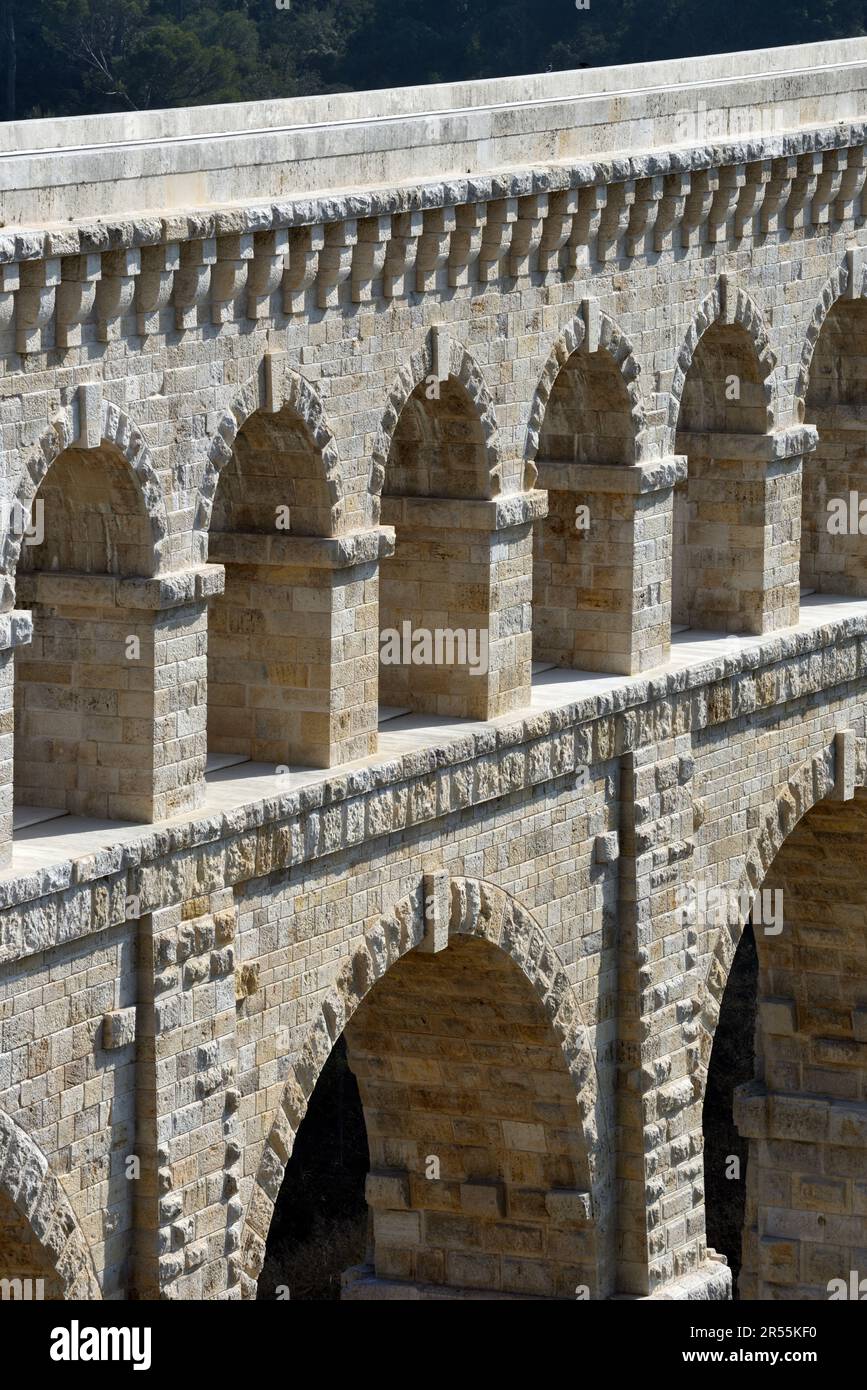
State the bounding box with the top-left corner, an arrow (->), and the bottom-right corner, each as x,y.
257,1037 -> 370,1301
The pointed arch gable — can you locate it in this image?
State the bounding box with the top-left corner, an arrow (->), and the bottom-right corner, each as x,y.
0,1110 -> 102,1299
237,876 -> 606,1295
195,358 -> 344,545
794,254 -> 866,419
665,285 -> 778,453
4,401 -> 169,578
525,310 -> 647,468
370,340 -> 504,509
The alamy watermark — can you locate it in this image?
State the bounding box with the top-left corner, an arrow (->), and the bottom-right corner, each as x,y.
827,1271 -> 867,1300
826,491 -> 867,535
0,1276 -> 44,1300
0,498 -> 43,546
675,881 -> 783,935
49,1320 -> 151,1370
380,623 -> 489,676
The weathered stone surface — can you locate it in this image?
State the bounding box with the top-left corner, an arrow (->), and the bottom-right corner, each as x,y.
0,39 -> 866,1305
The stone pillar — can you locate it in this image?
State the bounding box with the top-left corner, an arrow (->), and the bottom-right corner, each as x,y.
673,427 -> 810,634
534,458 -> 684,675
379,492 -> 546,720
0,608 -> 33,867
207,527 -> 392,768
14,565 -> 222,823
133,892 -> 242,1300
613,740 -> 732,1299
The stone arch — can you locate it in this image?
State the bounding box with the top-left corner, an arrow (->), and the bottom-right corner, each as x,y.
0,1110 -> 102,1299
668,286 -> 784,634
665,285 -> 777,454
374,341 -> 524,721
692,739 -> 867,1298
793,254 -> 865,420
238,877 -> 606,1297
525,310 -> 647,467
10,401 -> 186,822
527,310 -> 649,675
694,742 -> 837,1084
202,362 -> 356,771
3,400 -> 169,578
796,259 -> 867,596
195,358 -> 344,548
370,339 -> 504,510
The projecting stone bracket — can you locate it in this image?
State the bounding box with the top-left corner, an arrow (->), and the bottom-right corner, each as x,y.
733,1083 -> 867,1145
102,1006 -> 136,1049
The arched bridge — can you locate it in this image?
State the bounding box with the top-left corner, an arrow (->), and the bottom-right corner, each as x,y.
0,38 -> 866,1300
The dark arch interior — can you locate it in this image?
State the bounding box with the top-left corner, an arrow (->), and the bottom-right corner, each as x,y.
702,920 -> 757,1293
260,933 -> 598,1301
258,1036 -> 370,1301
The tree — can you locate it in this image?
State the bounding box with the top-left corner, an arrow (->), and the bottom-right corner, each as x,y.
7,0 -> 867,122
1,0 -> 15,122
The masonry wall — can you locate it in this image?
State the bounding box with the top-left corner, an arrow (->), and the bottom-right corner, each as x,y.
0,918 -> 138,1299
2,55 -> 867,1301
736,794 -> 867,1299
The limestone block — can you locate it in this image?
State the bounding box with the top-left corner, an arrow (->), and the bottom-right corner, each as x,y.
759,998 -> 797,1037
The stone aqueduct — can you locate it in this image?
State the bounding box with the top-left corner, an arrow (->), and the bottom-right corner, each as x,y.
1,39 -> 867,1301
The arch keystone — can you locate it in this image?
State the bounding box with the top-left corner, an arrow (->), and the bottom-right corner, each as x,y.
73,382 -> 103,449
418,870 -> 450,953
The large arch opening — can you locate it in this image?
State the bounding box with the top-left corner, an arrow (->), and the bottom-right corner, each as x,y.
673,323 -> 776,634
532,345 -> 639,674
378,378 -> 502,721
704,788 -> 867,1299
259,932 -> 599,1300
801,299 -> 867,597
207,405 -> 363,771
13,442 -> 162,825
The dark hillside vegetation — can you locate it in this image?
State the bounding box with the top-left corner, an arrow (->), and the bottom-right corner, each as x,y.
1,0 -> 865,122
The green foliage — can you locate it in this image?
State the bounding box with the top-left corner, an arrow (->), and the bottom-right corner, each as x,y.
3,0 -> 867,121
